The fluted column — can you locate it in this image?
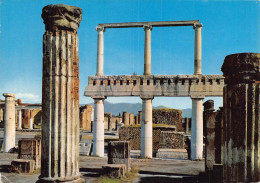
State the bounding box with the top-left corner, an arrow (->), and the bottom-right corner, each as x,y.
93,97 -> 106,157
96,26 -> 105,76
143,25 -> 152,75
141,96 -> 153,158
17,110 -> 22,130
3,93 -> 16,152
191,97 -> 204,160
39,4 -> 83,183
221,53 -> 260,182
194,23 -> 202,75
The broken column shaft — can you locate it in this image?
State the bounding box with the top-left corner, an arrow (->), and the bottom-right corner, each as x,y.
3,93 -> 16,152
221,53 -> 260,182
39,4 -> 83,183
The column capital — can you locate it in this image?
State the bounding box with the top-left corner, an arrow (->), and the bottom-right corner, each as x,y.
42,4 -> 82,32
140,95 -> 154,100
3,93 -> 15,98
92,96 -> 107,100
193,23 -> 203,30
143,25 -> 152,31
96,26 -> 105,32
221,53 -> 260,84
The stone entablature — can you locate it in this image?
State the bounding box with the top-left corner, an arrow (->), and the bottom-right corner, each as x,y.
85,74 -> 224,97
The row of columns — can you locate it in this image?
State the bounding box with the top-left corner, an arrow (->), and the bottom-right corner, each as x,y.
95,23 -> 202,77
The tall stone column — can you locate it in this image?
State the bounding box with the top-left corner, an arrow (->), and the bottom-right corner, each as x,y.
39,4 -> 83,183
3,93 -> 16,152
191,97 -> 204,160
96,26 -> 105,76
138,111 -> 142,124
0,105 -> 2,122
141,96 -> 153,158
93,97 -> 106,157
194,23 -> 202,75
143,25 -> 152,75
221,53 -> 260,182
17,109 -> 22,130
29,110 -> 33,130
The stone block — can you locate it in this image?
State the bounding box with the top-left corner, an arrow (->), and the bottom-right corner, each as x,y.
79,142 -> 92,156
156,149 -> 188,159
102,164 -> 126,178
11,159 -> 35,173
18,139 -> 41,169
108,141 -> 130,170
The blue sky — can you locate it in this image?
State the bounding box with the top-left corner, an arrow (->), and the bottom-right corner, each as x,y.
0,0 -> 259,110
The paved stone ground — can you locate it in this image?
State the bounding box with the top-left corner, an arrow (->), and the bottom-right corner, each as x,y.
0,130 -> 206,183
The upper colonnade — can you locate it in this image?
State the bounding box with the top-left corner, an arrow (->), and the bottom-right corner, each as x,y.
85,20 -> 224,99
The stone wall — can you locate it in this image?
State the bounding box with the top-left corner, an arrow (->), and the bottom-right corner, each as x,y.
22,109 -> 41,127
79,105 -> 93,130
152,108 -> 183,131
119,126 -> 183,151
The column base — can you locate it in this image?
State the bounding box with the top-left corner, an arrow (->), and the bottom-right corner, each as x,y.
37,177 -> 84,183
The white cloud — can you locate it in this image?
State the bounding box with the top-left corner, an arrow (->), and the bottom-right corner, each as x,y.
16,93 -> 40,103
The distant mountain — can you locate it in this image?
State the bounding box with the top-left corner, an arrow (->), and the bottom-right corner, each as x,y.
82,101 -> 192,118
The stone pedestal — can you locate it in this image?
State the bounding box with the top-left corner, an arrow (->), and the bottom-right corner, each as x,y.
3,93 -> 16,152
108,141 -> 130,171
93,97 -> 105,157
191,97 -> 204,160
11,159 -> 35,173
39,4 -> 83,183
141,96 -> 153,158
221,53 -> 260,182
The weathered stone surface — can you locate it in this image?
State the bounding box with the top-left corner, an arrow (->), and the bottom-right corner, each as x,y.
102,164 -> 126,178
108,141 -> 130,170
18,139 -> 41,169
221,53 -> 260,182
159,131 -> 185,149
119,126 -> 181,151
221,53 -> 260,76
80,105 -> 93,130
11,159 -> 35,173
39,4 -> 83,183
79,142 -> 92,156
85,74 -> 224,98
203,100 -> 214,111
42,4 -> 82,32
156,149 -> 188,159
153,108 -> 183,131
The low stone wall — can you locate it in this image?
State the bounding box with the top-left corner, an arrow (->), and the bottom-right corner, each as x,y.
119,126 -> 184,151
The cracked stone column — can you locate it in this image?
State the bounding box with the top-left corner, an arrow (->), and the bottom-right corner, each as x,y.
141,96 -> 153,158
3,93 -> 16,152
17,109 -> 22,130
39,4 -> 83,183
143,25 -> 152,75
194,23 -> 202,75
221,53 -> 260,182
92,97 -> 106,157
29,110 -> 33,130
96,26 -> 105,76
191,97 -> 204,160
